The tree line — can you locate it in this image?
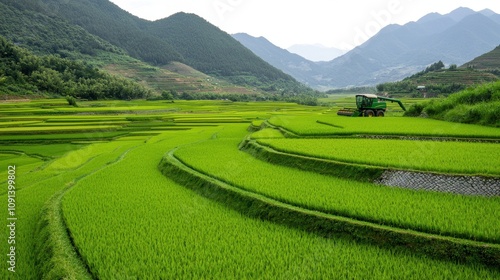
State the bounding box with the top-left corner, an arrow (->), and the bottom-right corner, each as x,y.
0,2 -> 123,57
0,36 -> 151,100
404,81 -> 500,127
376,61 -> 468,96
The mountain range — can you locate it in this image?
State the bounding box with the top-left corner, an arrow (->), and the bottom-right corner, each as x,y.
1,1 -> 498,95
231,33 -> 325,88
233,7 -> 500,89
0,0 -> 312,98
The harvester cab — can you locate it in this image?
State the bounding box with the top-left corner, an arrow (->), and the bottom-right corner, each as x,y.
337,94 -> 406,117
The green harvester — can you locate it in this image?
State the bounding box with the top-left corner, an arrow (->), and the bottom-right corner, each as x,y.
337,94 -> 406,117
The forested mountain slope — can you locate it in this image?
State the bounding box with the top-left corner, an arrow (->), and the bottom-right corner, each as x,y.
0,35 -> 151,99
0,0 -> 308,94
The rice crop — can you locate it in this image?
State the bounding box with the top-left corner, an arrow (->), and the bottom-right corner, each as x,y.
250,128 -> 285,139
0,131 -> 128,143
174,138 -> 500,243
0,121 -> 42,127
0,153 -> 44,188
30,121 -> 131,126
54,105 -> 170,113
173,117 -> 247,123
257,138 -> 500,176
251,120 -> 265,127
2,98 -> 499,279
0,143 -> 84,160
0,140 -> 141,280
268,115 -> 500,138
45,117 -> 129,122
0,109 -> 56,114
0,125 -> 120,134
61,128 -> 500,279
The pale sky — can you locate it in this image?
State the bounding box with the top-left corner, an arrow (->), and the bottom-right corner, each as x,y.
109,0 -> 500,50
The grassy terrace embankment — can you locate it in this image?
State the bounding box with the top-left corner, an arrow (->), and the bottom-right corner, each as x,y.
254,138 -> 500,176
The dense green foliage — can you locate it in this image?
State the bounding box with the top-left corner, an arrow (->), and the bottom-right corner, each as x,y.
0,0 -> 316,96
0,36 -> 151,99
423,61 -> 445,73
0,2 -> 123,57
148,13 -> 285,80
0,0 -> 183,65
377,61 -> 499,96
161,91 -> 320,105
147,13 -> 315,95
405,81 -> 500,127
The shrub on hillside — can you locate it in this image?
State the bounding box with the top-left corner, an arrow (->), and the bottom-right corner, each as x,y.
405,81 -> 500,127
403,103 -> 427,117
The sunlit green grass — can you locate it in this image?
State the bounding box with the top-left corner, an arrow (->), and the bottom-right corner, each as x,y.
175,136 -> 500,243
269,115 -> 500,138
63,128 -> 500,279
257,138 -> 500,176
1,98 -> 498,279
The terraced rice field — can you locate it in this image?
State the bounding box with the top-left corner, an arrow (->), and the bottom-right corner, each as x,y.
256,138 -> 500,176
0,99 -> 499,279
173,138 -> 500,243
268,115 -> 500,138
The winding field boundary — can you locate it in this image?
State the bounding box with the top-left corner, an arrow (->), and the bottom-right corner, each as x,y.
34,145 -> 140,279
159,149 -> 500,269
34,184 -> 94,280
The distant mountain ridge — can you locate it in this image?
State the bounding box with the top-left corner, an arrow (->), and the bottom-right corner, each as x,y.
1,1 -> 498,93
231,33 -> 323,87
233,7 -> 500,89
148,14 -> 293,83
0,0 -> 308,95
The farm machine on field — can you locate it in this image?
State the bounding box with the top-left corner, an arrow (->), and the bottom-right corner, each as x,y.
337,94 -> 406,117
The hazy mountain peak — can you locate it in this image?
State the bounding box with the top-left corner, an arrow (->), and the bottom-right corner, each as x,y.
417,12 -> 444,23
480,9 -> 496,17
232,33 -> 325,87
457,11 -> 496,25
446,7 -> 476,22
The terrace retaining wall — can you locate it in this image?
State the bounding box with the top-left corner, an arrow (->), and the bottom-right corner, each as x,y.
376,170 -> 500,197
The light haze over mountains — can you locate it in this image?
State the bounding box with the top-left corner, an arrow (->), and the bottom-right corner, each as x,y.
233,7 -> 500,89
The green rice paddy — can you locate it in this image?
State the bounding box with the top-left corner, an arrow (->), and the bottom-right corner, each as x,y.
0,98 -> 498,279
